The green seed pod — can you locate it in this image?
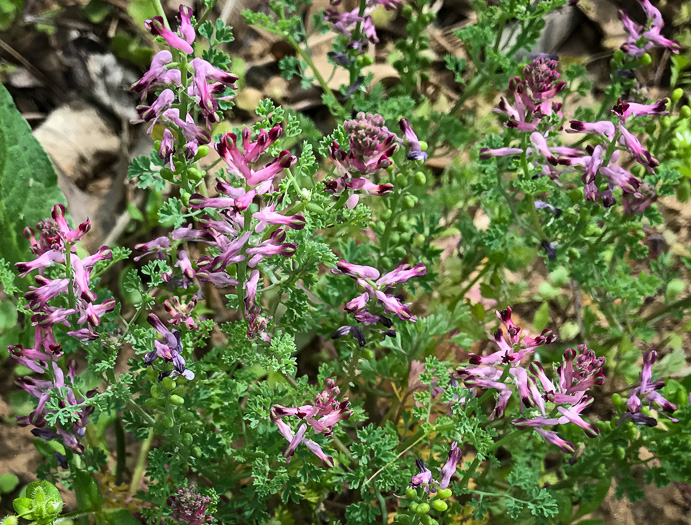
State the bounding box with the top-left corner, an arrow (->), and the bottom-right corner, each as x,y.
181,411 -> 195,422
361,348 -> 374,360
432,500 -> 448,512
162,415 -> 175,429
192,446 -> 202,457
188,168 -> 205,182
145,398 -> 158,410
405,487 -> 417,500
413,233 -> 425,245
394,246 -> 407,259
676,179 -> 690,203
437,488 -> 452,499
640,53 -> 652,66
567,189 -> 584,202
549,266 -> 569,287
601,442 -> 614,456
416,503 -> 430,515
170,395 -> 185,406
162,377 -> 176,390
150,384 -> 162,398
402,4 -> 413,17
661,116 -> 672,129
666,278 -> 685,299
363,54 -> 374,66
381,208 -> 393,220
418,140 -> 428,152
567,247 -> 581,260
195,145 -> 210,159
681,105 -> 691,118
400,232 -> 412,244
625,425 -> 638,441
182,433 -> 194,446
611,393 -> 624,408
154,140 -> 162,151
396,173 -> 409,186
146,367 -> 158,381
381,256 -> 392,268
181,193 -> 190,208
584,225 -> 603,237
613,446 -> 626,461
375,221 -> 387,234
414,171 -> 426,185
409,502 -> 419,513
160,168 -> 175,182
174,160 -> 185,173
672,88 -> 683,102
356,56 -> 365,68
402,195 -> 418,209
613,49 -> 624,62
389,232 -> 401,245
1,516 -> 19,525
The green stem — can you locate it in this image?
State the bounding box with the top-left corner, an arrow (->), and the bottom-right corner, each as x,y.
129,427 -> 154,496
151,0 -> 170,29
127,399 -> 156,427
115,417 -> 126,485
286,35 -> 345,115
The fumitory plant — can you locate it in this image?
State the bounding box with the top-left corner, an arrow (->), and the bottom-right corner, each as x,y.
1,0 -> 691,524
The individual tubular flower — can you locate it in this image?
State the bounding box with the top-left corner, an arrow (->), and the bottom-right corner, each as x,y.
215,126 -> 296,191
188,58 -> 238,126
399,119 -> 427,161
270,379 -> 353,468
409,441 -> 462,492
145,8 -> 195,55
130,50 -> 182,99
145,313 -> 195,380
618,350 -> 678,426
167,484 -> 214,524
618,0 -> 680,58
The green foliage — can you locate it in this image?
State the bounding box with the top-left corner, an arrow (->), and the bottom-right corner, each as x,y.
0,84 -> 65,265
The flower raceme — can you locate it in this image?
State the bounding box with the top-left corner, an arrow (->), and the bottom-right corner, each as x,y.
409,441 -> 463,492
9,204 -> 115,453
618,0 -> 680,58
617,350 -> 678,426
167,484 -> 214,524
270,379 -> 353,468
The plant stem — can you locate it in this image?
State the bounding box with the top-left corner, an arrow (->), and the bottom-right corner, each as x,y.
364,432 -> 426,487
129,427 -> 154,496
115,417 -> 126,485
286,35 -> 345,115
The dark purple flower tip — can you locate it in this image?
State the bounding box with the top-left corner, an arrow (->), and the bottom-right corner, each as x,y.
331,325 -> 366,347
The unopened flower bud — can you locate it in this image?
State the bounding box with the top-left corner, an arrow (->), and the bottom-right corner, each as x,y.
672,88 -> 683,102
681,105 -> 691,118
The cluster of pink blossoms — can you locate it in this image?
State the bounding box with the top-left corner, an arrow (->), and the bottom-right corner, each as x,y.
135,124 -> 303,342
331,259 -> 426,346
455,308 -> 609,453
618,0 -> 680,58
167,484 -> 214,524
270,379 -> 353,468
409,441 -> 462,492
131,5 -> 238,167
326,112 -> 426,208
482,52 -> 670,210
9,204 -> 114,453
324,0 -> 400,46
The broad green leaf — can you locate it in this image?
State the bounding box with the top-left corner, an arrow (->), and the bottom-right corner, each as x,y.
0,84 -> 65,265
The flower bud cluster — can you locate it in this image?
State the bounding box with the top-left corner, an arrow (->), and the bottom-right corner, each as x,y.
324,0 -> 400,46
167,484 -> 214,524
